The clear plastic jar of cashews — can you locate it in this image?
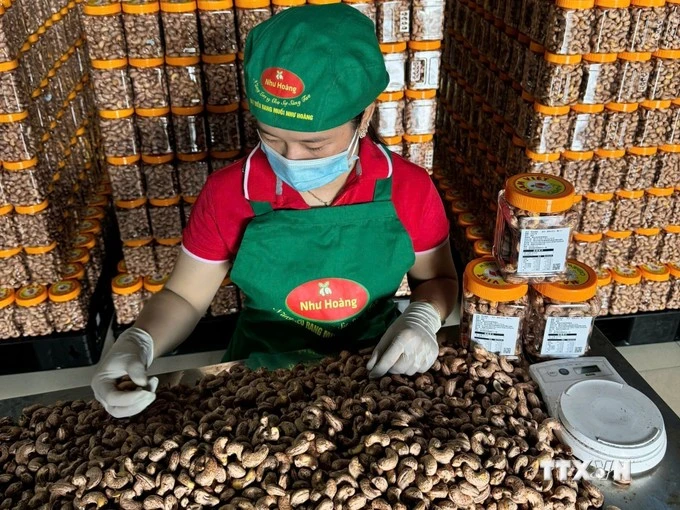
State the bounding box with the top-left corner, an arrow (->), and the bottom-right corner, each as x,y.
596,267 -> 613,316
666,262 -> 680,309
210,275 -> 241,316
609,265 -> 643,314
460,257 -> 529,358
15,283 -> 53,337
639,262 -> 671,312
48,280 -> 88,333
0,286 -> 20,339
493,173 -> 577,284
525,260 -> 600,360
112,273 -> 148,324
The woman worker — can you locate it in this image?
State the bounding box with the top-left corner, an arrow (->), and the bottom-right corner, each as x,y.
92,3 -> 459,418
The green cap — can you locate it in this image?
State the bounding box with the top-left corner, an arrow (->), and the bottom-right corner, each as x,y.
244,4 -> 388,132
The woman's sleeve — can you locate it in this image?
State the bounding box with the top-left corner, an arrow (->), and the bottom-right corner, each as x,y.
181,181 -> 232,263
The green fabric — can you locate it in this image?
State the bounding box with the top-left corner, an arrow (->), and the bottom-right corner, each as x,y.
225,173 -> 415,370
244,3 -> 388,132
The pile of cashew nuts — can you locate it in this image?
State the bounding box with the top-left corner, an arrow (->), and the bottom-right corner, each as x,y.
0,346 -> 614,510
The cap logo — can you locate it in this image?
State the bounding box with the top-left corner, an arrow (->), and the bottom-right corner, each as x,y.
261,68 -> 305,99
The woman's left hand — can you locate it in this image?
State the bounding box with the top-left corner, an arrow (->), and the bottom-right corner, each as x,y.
366,302 -> 441,378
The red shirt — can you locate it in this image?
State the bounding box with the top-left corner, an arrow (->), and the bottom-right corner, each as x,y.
182,138 -> 450,263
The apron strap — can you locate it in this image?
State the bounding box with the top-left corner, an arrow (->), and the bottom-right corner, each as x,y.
373,143 -> 394,202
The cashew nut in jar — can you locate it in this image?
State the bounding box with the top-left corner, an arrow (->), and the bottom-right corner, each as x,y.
638,263 -> 672,313
609,265 -> 643,315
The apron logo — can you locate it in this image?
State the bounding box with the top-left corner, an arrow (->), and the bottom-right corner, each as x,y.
286,278 -> 370,323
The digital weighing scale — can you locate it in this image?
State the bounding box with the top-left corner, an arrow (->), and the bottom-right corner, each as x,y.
529,357 -> 667,475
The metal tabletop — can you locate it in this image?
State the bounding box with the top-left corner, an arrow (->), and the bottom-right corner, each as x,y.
0,327 -> 677,508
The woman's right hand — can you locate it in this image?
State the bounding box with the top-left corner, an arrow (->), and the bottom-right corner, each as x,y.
91,327 -> 158,418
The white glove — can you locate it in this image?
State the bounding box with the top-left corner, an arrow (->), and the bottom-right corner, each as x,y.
91,327 -> 159,418
366,302 -> 441,378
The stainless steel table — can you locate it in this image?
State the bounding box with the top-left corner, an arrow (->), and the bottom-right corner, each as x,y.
0,327 -> 677,508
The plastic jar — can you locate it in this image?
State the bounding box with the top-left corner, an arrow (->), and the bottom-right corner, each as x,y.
149,196 -> 183,238
660,225 -> 680,262
374,91 -> 404,138
376,0 -> 410,43
459,257 -> 529,356
524,150 -> 562,175
14,201 -> 59,248
602,230 -> 634,266
112,273 -> 147,324
409,0 -> 443,41
403,134 -> 434,169
404,89 -> 436,136
544,0 -> 595,55
210,275 -> 240,315
631,227 -> 662,264
602,102 -> 639,149
160,0 -> 200,57
175,153 -> 207,196
122,1 -> 164,59
560,151 -> 595,195
526,104 -> 572,154
165,56 -> 203,108
580,53 -> 619,105
381,42 -> 407,93
623,147 -> 657,190
635,100 -> 672,147
73,233 -> 103,284
80,218 -> 106,258
81,1 -> 127,60
0,111 -> 38,162
570,232 -> 603,269
202,54 -> 240,106
611,189 -> 645,230
116,197 -> 152,241
596,267 -> 613,315
154,237 -> 181,275
128,58 -> 170,109
643,186 -> 674,227
198,0 -> 238,54
0,204 -> 18,251
628,0 -> 667,52
172,106 -> 208,154
136,108 -> 174,156
661,0 -> 680,49
48,279 -> 87,333
15,283 -> 53,337
142,154 -> 178,199
206,104 -> 241,154
639,263 -> 671,311
609,265 -> 642,313
580,192 -> 615,233
647,50 -> 680,100
494,174 -> 576,283
534,53 -> 582,107
123,237 -> 157,275
407,41 -> 441,91
668,99 -> 680,144
571,106 -> 606,154
0,287 -> 20,339
655,144 -> 680,187
592,0 -> 632,53
521,42 -> 544,97
24,241 -> 61,284
343,0 -> 376,23
235,0 -> 271,52
182,195 -> 196,224
667,261 -> 680,307
526,260 -> 600,359
0,60 -> 29,114
106,155 -> 145,202
1,158 -> 49,207
615,52 -> 654,103
0,246 -> 28,288
144,274 -> 169,300
90,58 -> 133,111
383,135 -> 404,156
99,108 -> 139,157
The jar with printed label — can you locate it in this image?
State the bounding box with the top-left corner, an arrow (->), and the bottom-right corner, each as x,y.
411,0 -> 444,41
112,273 -> 148,324
24,242 -> 62,284
383,135 -> 404,156
494,174 -> 576,284
628,0 -> 667,52
636,100 -> 672,147
177,152 -> 209,196
407,41 -> 440,90
172,106 -> 208,154
526,104 -> 572,154
206,104 -> 241,154
137,108 -> 174,156
165,56 -> 203,107
611,189 -> 645,230
343,0 -> 376,23
155,237 -> 181,275
524,150 -> 562,176
464,225 -> 486,262
142,155 -> 178,199
82,1 -> 127,60
73,233 -> 103,285
631,227 -> 662,265
15,283 -> 53,337
525,260 -> 600,360
66,249 -> 94,293
48,280 -> 87,333
14,201 -> 59,248
160,0 -> 200,57
202,54 -> 240,106
602,102 -> 639,149
116,197 -> 151,241
596,268 -> 613,315
380,42 -> 407,92
459,257 -> 529,356
63,261 -> 91,299
544,0 -> 595,55
376,0 -> 410,44
580,53 -> 619,105
122,1 -> 164,59
235,0 -> 271,52
198,0 -> 238,54
602,230 -> 634,266
403,134 -> 434,170
128,58 -> 170,109
562,151 -> 596,194
615,52 -> 654,103
149,196 -> 182,238
661,224 -> 680,262
374,91 -> 404,138
99,109 -> 139,157
210,276 -> 241,315
570,232 -> 603,268
666,262 -> 680,308
592,0 -> 632,53
639,263 -> 671,311
0,247 -> 28,288
404,89 -> 436,135
580,192 -> 614,233
534,53 -> 582,107
0,287 -> 20,339
123,238 -> 157,275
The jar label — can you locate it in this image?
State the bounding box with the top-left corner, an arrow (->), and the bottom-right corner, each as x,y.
471,313 -> 520,356
513,175 -> 567,197
517,226 -> 570,274
540,316 -> 593,357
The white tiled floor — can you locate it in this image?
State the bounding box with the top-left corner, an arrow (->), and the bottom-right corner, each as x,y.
618,341 -> 680,418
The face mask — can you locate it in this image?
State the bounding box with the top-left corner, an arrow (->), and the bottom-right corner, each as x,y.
259,129 -> 360,192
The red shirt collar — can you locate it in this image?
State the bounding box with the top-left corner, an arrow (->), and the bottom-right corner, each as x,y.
243,138 -> 392,208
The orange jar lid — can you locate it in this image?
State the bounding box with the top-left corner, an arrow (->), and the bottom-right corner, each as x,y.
654,48 -> 680,59
615,189 -> 644,199
595,148 -> 626,158
183,195 -> 198,204
123,1 -> 161,14
83,1 -> 122,15
156,237 -> 181,246
377,91 -> 405,102
24,242 -> 58,255
668,262 -> 680,277
534,103 -> 570,115
641,99 -> 672,109
630,0 -> 665,5
15,201 -> 49,215
177,152 -> 207,162
605,102 -> 639,112
116,197 -> 147,209
405,89 -> 437,100
201,53 -> 236,64
660,144 -> 680,153
82,206 -> 106,221
464,257 -> 528,302
573,232 -> 603,242
640,263 -> 670,282
210,150 -> 240,159
142,153 -> 174,164
557,0 -> 595,6
198,0 -> 234,8
403,134 -> 434,143
90,58 -> 127,69
465,225 -> 485,241
144,274 -> 169,293
571,104 -> 604,114
534,260 -> 598,302
605,230 -> 633,239
585,192 -> 614,201
596,0 -> 630,6
106,154 -> 141,166
619,51 -> 652,61
0,246 -> 21,258
171,105 -> 203,115
16,283 -> 48,307
49,280 -> 82,302
596,267 -> 612,286
0,204 -> 12,216
380,42 -> 407,53
646,187 -> 674,197
99,108 -> 134,119
451,200 -> 469,214
635,227 -> 661,236
473,239 -> 492,257
63,262 -> 86,280
235,0 -> 270,6
136,107 -> 170,117
544,52 -> 582,65
504,174 -> 575,213
563,150 -> 594,160
112,273 -> 144,294
117,259 -> 128,273
79,219 -> 102,235
0,110 -> 28,123
165,55 -> 200,66
665,225 -> 680,233
150,195 -> 181,206
456,212 -> 478,227
220,275 -> 233,286
123,237 -> 153,248
583,52 -> 618,62
526,150 -> 560,162
611,266 -> 642,284
3,157 -> 39,171
73,232 -> 96,250
206,103 -> 239,113
0,287 -> 15,309
408,41 -> 441,51
129,57 -> 165,68
160,0 -> 197,12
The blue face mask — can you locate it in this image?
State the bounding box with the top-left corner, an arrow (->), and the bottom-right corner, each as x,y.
259,130 -> 360,192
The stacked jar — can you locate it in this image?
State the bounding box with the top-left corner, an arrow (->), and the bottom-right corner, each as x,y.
210,275 -> 241,315
112,273 -> 148,325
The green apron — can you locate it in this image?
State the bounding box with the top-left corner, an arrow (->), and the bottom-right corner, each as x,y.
226,168 -> 416,370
